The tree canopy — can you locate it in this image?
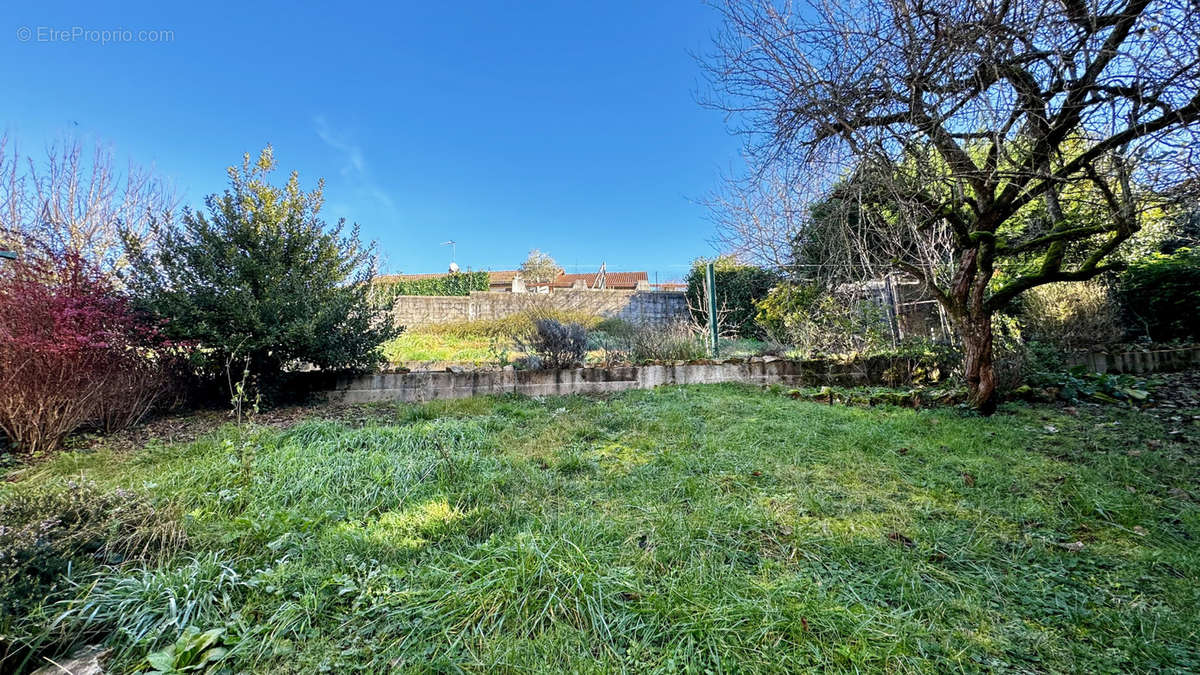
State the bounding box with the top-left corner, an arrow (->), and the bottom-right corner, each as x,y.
519,249 -> 560,289
705,0 -> 1200,412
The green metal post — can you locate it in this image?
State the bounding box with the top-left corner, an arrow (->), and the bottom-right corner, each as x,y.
706,262 -> 718,357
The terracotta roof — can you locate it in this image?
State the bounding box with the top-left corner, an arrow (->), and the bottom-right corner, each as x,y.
550,271 -> 648,289
485,270 -> 522,284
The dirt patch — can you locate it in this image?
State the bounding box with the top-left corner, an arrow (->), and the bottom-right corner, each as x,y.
76,401 -> 413,454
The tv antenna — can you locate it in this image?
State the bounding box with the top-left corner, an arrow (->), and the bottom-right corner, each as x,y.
441,240 -> 457,263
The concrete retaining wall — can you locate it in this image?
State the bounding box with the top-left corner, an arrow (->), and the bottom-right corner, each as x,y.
326,356 -> 940,404
391,289 -> 689,327
324,346 -> 1200,404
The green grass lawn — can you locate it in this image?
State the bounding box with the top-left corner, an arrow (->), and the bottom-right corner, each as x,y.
381,331 -> 502,366
4,385 -> 1199,672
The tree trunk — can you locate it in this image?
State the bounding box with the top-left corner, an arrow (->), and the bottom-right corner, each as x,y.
961,311 -> 997,415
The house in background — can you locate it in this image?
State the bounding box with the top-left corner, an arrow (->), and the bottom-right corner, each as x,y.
550,271 -> 649,290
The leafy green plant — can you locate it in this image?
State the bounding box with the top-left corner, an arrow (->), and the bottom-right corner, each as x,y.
122,146 -> 398,400
370,271 -> 489,304
1120,247 -> 1200,341
685,256 -> 779,338
1047,367 -> 1151,404
145,627 -> 229,674
754,282 -> 891,357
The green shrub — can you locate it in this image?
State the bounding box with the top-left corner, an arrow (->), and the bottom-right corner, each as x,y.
685,256 -> 779,338
123,147 -> 398,398
1119,247 -> 1200,341
753,282 -> 823,340
1021,339 -> 1070,375
590,320 -> 708,364
515,319 -> 588,369
754,282 -> 891,357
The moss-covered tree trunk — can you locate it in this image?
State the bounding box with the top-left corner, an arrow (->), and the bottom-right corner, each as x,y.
960,310 -> 997,415
944,244 -> 1000,416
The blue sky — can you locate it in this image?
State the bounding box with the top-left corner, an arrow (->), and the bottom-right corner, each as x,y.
4,1 -> 743,281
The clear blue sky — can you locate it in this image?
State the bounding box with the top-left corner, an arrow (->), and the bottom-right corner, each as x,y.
4,1 -> 743,282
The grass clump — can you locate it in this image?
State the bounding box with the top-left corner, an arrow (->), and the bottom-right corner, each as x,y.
57,553 -> 246,666
3,385 -> 1199,672
0,481 -> 185,670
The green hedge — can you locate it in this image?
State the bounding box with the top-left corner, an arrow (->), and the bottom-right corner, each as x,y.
685,256 -> 780,338
1120,247 -> 1200,341
373,271 -> 489,305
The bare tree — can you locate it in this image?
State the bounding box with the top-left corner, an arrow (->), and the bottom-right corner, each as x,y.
705,161 -> 813,269
518,248 -> 561,291
704,0 -> 1200,413
0,135 -> 176,271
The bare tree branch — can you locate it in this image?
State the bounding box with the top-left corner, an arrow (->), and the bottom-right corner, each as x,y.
0,134 -> 176,272
702,0 -> 1200,412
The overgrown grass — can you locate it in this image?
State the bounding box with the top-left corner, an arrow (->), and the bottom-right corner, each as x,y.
381,331 -> 503,365
3,386 -> 1199,672
384,311 -> 604,365
383,314 -> 783,367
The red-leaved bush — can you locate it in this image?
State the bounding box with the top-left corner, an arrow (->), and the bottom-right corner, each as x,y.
0,253 -> 184,455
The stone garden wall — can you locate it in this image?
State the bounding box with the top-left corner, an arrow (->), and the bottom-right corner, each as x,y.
391,289 -> 689,327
